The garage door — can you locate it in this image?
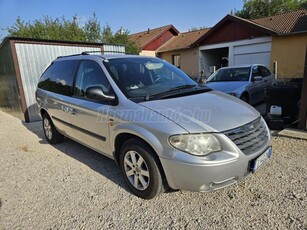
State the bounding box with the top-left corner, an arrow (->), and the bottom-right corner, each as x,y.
234,42 -> 271,67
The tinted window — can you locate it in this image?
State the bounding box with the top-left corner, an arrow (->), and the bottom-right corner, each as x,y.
103,58 -> 197,99
207,67 -> 250,82
259,66 -> 271,77
38,60 -> 78,96
252,66 -> 262,78
74,60 -> 112,98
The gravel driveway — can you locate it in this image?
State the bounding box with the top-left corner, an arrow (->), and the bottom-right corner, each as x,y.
0,111 -> 306,229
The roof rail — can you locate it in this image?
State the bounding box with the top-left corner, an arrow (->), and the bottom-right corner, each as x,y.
56,53 -> 84,59
81,50 -> 126,55
56,50 -> 127,59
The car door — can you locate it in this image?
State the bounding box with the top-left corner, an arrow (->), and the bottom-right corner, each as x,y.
38,60 -> 79,138
259,65 -> 275,87
68,60 -> 115,156
248,65 -> 266,104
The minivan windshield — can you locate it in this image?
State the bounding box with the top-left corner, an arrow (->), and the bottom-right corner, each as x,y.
207,67 -> 251,82
103,57 -> 199,100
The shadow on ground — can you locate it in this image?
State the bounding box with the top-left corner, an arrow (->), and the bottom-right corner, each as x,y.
22,120 -> 129,193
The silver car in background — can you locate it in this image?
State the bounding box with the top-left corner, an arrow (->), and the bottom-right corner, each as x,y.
205,65 -> 275,104
36,55 -> 272,199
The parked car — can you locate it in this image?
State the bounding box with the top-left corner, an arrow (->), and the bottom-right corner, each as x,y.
205,65 -> 275,104
36,54 -> 272,199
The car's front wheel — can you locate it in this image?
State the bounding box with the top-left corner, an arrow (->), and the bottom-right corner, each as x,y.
119,138 -> 164,199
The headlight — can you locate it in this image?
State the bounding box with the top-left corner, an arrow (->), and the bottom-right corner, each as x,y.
169,134 -> 222,156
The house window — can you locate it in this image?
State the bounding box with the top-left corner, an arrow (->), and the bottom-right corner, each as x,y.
172,55 -> 181,68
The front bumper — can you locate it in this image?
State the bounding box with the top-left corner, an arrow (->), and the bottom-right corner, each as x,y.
159,132 -> 271,192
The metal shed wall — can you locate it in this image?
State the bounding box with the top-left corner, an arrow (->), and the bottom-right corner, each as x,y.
103,44 -> 125,54
14,42 -> 101,122
0,40 -> 23,119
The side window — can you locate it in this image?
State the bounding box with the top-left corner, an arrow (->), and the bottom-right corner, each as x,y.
259,66 -> 271,77
74,60 -> 112,98
252,66 -> 262,78
38,60 -> 78,96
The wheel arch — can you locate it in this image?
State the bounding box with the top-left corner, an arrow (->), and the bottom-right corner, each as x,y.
40,108 -> 49,118
113,131 -> 169,189
240,91 -> 249,103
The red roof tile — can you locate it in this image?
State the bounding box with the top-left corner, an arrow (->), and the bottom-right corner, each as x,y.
128,25 -> 179,49
157,28 -> 210,52
252,9 -> 307,34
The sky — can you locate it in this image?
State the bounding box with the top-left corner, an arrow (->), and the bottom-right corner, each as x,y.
0,0 -> 243,38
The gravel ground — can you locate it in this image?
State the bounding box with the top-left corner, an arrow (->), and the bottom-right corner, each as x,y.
0,111 -> 306,230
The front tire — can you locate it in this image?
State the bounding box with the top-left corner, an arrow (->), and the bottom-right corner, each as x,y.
119,139 -> 164,199
42,113 -> 64,144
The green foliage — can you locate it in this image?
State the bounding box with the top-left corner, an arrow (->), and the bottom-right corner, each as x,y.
110,28 -> 139,54
6,14 -> 140,54
234,0 -> 307,19
188,26 -> 208,32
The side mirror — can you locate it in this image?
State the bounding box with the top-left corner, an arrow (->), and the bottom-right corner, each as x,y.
85,86 -> 116,104
253,76 -> 263,81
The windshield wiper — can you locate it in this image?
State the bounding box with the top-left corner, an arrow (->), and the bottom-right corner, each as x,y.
167,84 -> 196,91
144,84 -> 199,101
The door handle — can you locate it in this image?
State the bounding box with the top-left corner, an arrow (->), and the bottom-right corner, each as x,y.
70,108 -> 78,116
61,105 -> 69,113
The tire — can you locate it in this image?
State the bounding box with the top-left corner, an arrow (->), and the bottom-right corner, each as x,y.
42,113 -> 64,144
119,138 -> 164,199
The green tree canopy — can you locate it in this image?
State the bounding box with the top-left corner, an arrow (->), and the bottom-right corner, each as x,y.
233,0 -> 307,19
6,14 -> 139,54
188,26 -> 209,32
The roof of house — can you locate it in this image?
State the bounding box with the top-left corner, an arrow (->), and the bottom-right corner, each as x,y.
128,24 -> 179,49
252,9 -> 307,34
157,28 -> 210,53
194,9 -> 307,46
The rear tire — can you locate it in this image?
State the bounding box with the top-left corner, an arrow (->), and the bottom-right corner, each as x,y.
119,138 -> 164,199
42,113 -> 64,144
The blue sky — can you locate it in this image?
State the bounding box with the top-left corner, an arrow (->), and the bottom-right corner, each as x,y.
0,0 -> 243,38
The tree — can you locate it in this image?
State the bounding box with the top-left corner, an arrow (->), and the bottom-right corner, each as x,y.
234,0 -> 307,19
6,14 -> 139,54
188,26 -> 208,32
110,28 -> 139,54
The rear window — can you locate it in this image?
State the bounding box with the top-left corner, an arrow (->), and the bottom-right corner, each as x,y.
38,60 -> 79,96
259,66 -> 271,77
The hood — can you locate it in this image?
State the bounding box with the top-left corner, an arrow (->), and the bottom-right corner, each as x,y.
205,81 -> 249,93
139,91 -> 259,133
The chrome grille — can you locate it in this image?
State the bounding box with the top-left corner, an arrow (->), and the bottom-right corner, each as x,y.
224,117 -> 269,155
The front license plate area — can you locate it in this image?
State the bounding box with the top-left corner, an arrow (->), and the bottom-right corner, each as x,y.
250,147 -> 272,172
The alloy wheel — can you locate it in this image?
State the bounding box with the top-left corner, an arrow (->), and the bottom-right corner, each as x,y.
43,118 -> 52,140
124,150 -> 150,191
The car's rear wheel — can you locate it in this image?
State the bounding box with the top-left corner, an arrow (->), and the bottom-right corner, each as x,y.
119,138 -> 164,199
42,113 -> 64,144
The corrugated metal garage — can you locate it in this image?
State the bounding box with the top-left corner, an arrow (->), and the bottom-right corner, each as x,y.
0,37 -> 125,122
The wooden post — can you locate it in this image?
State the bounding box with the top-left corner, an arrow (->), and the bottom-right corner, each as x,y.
298,46 -> 307,130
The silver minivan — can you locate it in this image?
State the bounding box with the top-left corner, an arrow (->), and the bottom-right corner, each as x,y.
36,54 -> 272,199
